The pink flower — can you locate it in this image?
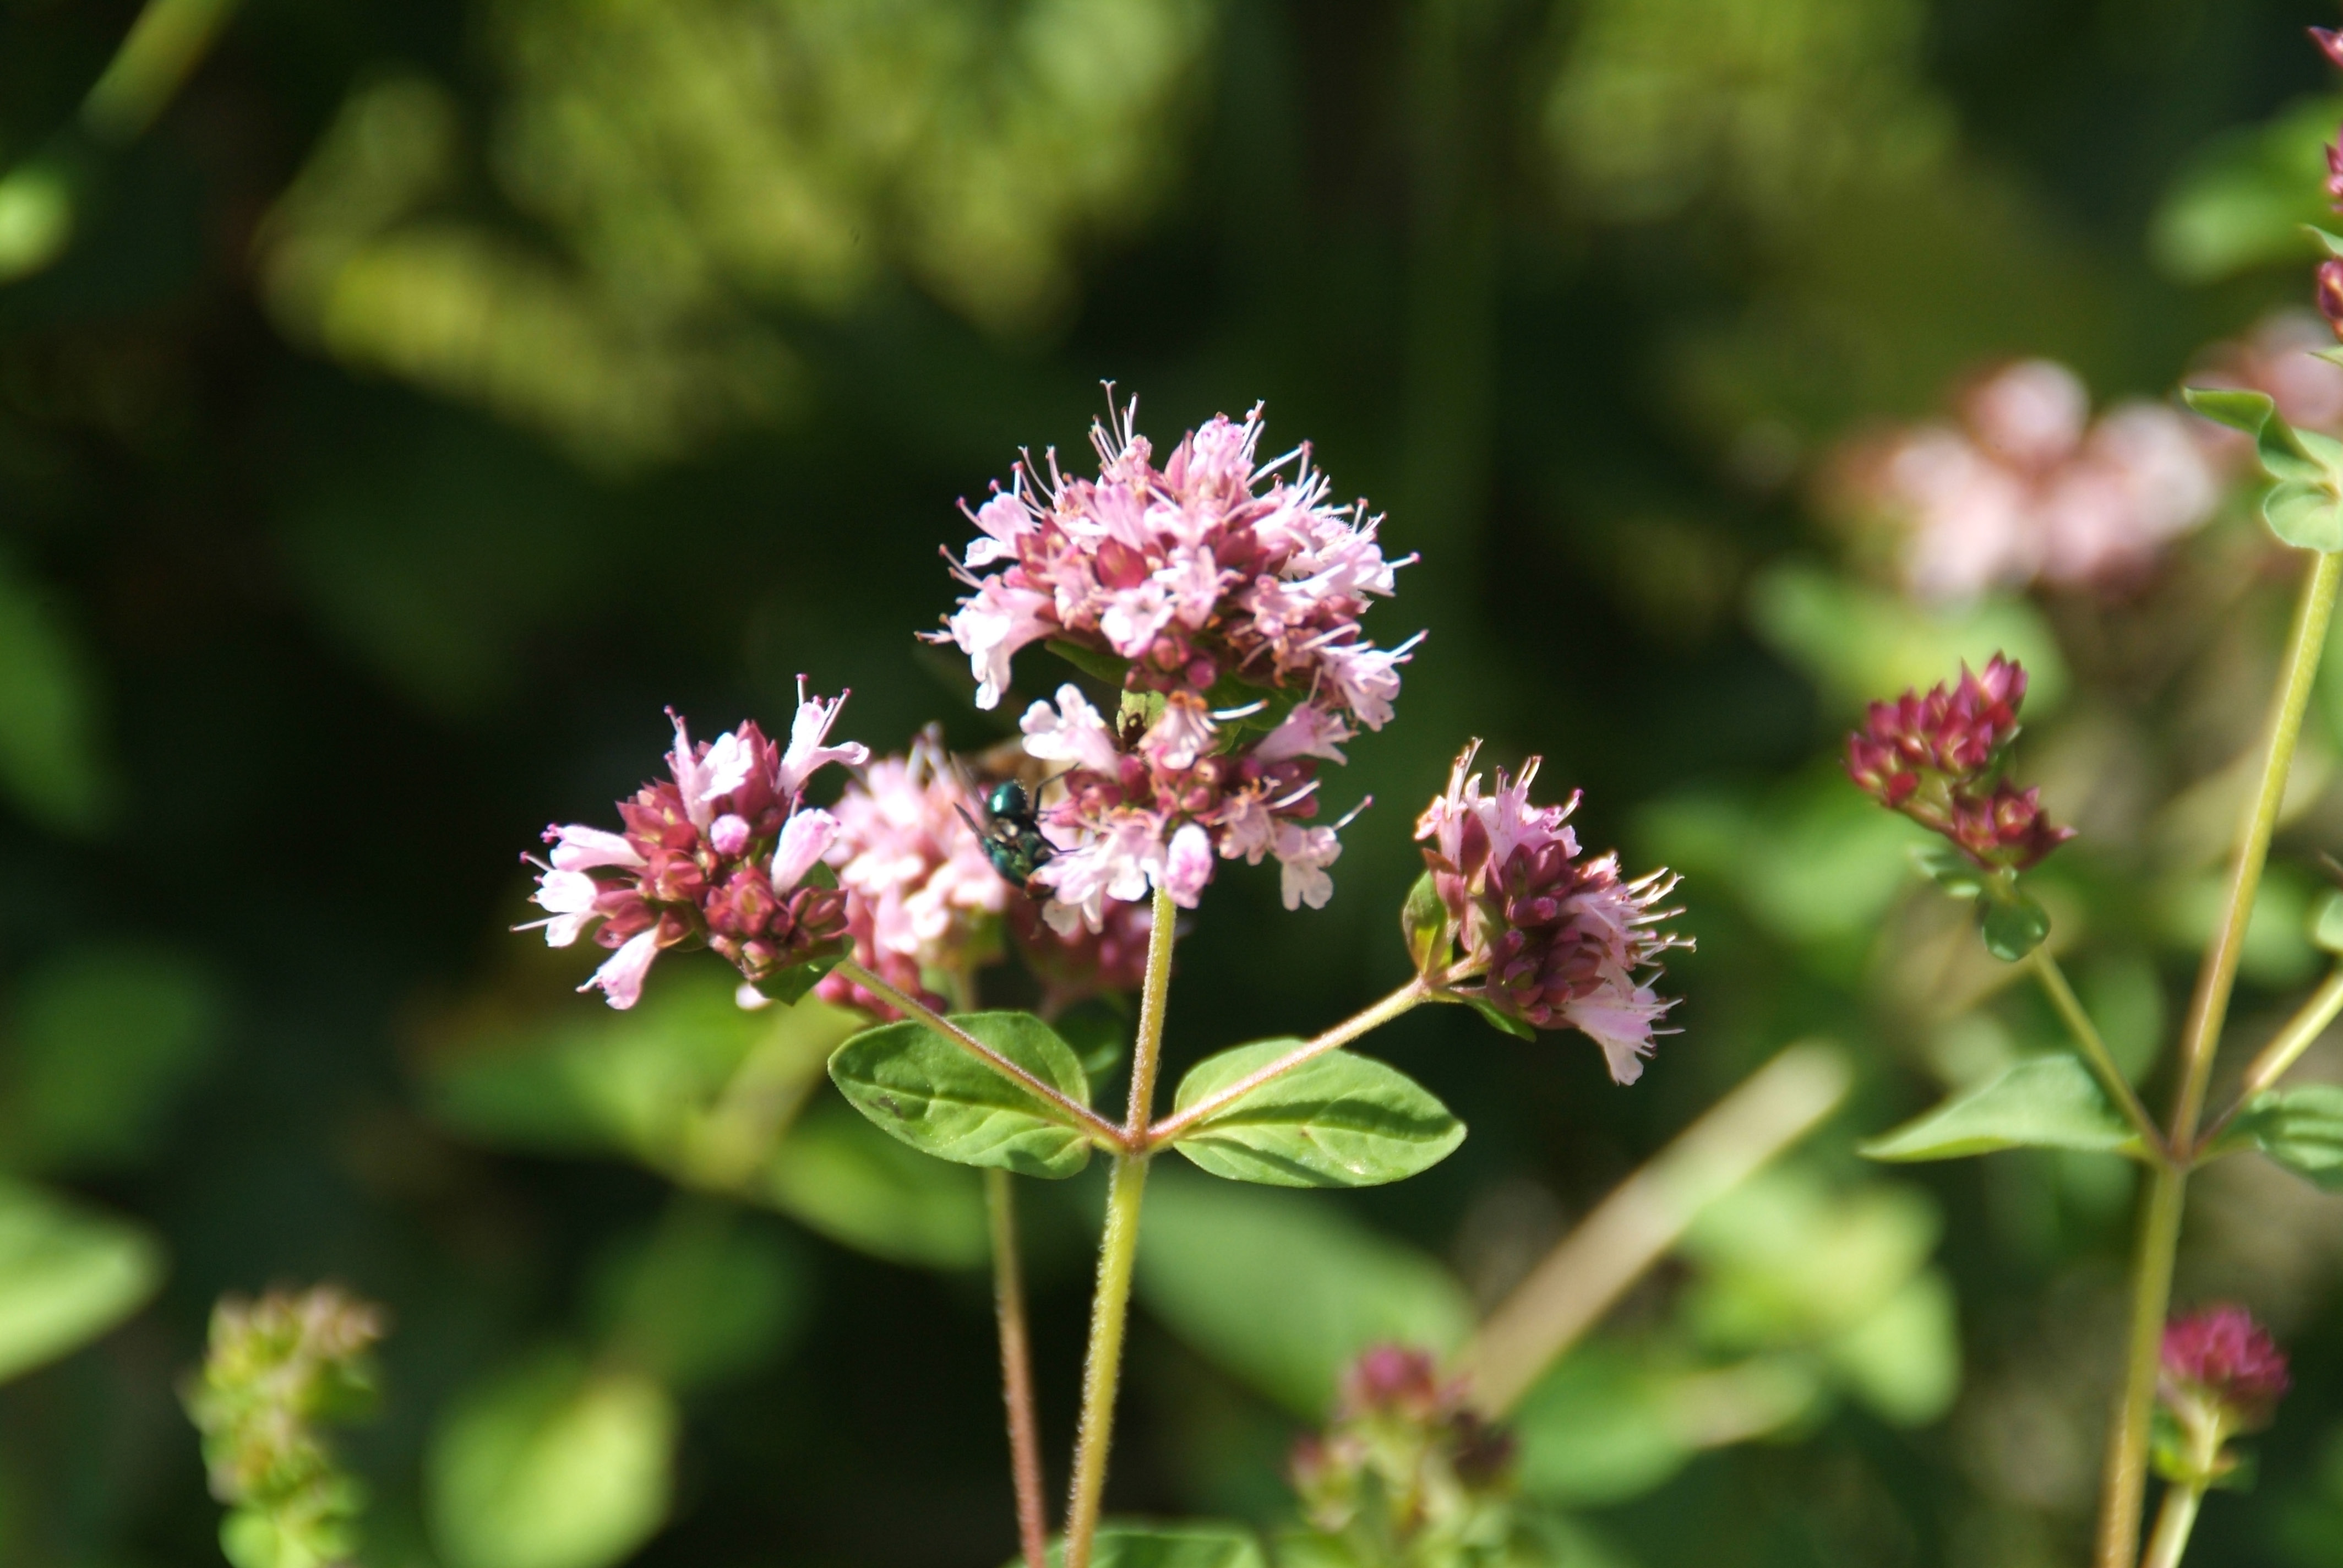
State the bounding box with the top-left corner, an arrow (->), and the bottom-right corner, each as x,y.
814,732 -> 1011,1019
1416,743 -> 1689,1082
518,695 -> 865,1009
2162,1306 -> 2290,1429
1835,359 -> 2224,600
1010,894 -> 1155,1015
2193,312 -> 2343,437
1845,655 -> 2074,873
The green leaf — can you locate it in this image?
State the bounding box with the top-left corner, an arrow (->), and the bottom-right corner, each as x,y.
1978,889 -> 2050,961
1164,1042 -> 1464,1187
1015,1521 -> 1268,1568
2312,889 -> 2343,954
0,552 -> 118,835
756,1099 -> 987,1268
427,1349 -> 676,1568
1512,1344 -> 1818,1506
1680,1167 -> 1942,1348
1045,638 -> 1132,686
0,1179 -> 164,1384
829,1010 -> 1097,1178
1860,1057 -> 2145,1162
585,1212 -> 808,1391
2212,1085 -> 2343,1189
1401,870 -> 1452,976
1823,1270 -> 1961,1426
4,943 -> 223,1174
1054,1000 -> 1130,1084
2311,223 -> 2343,258
1912,843 -> 1983,899
2181,387 -> 2343,551
2149,95 -> 2343,282
1132,1170 -> 1472,1414
1464,995 -> 1535,1041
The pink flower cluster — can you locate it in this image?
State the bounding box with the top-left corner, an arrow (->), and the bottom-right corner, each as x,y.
2161,1305 -> 2291,1431
936,399 -> 1416,930
813,732 -> 1009,1018
1416,743 -> 1688,1085
1845,655 -> 2074,873
1836,359 -> 2223,600
1289,1344 -> 1512,1539
2193,312 -> 2343,441
2316,28 -> 2343,335
522,687 -> 868,1009
1007,895 -> 1155,1017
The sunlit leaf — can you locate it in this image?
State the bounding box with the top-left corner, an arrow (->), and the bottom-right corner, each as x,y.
1859,1057 -> 2145,1162
1401,870 -> 1451,976
1512,1343 -> 1818,1506
1132,1171 -> 1472,1415
0,1179 -> 164,1385
2182,388 -> 2343,552
829,1010 -> 1096,1178
2212,1085 -> 2343,1189
2150,95 -> 2343,281
1824,1270 -> 1960,1425
427,1349 -> 676,1568
1164,1042 -> 1463,1188
1681,1167 -> 1942,1348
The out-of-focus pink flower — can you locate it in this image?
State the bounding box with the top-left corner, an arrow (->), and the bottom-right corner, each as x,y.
2162,1305 -> 2290,1430
930,397 -> 1411,929
1009,892 -> 1155,1016
2320,260 -> 2343,342
1835,359 -> 2225,600
519,687 -> 868,1009
1290,1343 -> 1515,1540
2195,312 -> 2343,435
813,732 -> 1011,1019
2315,25 -> 2343,72
1416,744 -> 1688,1084
1845,655 -> 2074,873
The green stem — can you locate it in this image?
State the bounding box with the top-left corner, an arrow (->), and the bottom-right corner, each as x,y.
2094,548 -> 2341,1568
2140,1483 -> 2205,1568
987,1168 -> 1051,1568
2030,950 -> 2167,1161
1142,977 -> 1429,1148
1062,885 -> 1178,1568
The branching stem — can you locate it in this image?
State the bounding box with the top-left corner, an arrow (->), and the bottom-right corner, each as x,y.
2029,949 -> 2167,1161
1141,977 -> 1431,1148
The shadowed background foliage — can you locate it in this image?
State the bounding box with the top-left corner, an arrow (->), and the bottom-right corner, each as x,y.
9,1 -> 2343,1566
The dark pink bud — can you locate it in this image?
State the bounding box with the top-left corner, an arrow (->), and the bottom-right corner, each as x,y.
2162,1305 -> 2289,1429
2313,26 -> 2343,70
2320,259 -> 2343,340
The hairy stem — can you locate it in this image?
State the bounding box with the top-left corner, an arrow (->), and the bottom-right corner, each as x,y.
987,1169 -> 1051,1568
2096,546 -> 2341,1568
1142,977 -> 1430,1148
1063,885 -> 1178,1568
832,958 -> 1131,1151
1463,1042 -> 1851,1414
2030,950 -> 2167,1161
2140,1484 -> 2204,1568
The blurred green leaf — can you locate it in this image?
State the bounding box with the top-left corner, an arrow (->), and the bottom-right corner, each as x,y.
1977,890 -> 2050,962
2212,1085 -> 2343,1189
1746,562 -> 2066,717
4,944 -> 222,1173
586,1209 -> 809,1391
0,1178 -> 163,1384
1055,1001 -> 1129,1085
756,1099 -> 987,1269
1165,1042 -> 1463,1188
427,1349 -> 675,1568
1914,843 -> 1984,899
1133,1172 -> 1472,1415
1823,1270 -> 1960,1425
2313,890 -> 2343,954
1513,1344 -> 1819,1507
1681,1167 -> 1942,1348
0,553 -> 117,835
2150,94 -> 2343,282
1859,1057 -> 2145,1162
2183,388 -> 2343,551
1016,1521 -> 1267,1568
829,1010 -> 1096,1178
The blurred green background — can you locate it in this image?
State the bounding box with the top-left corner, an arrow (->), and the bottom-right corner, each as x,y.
12,1 -> 2343,1565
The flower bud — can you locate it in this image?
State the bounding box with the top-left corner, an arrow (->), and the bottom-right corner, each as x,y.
2155,1305 -> 2290,1490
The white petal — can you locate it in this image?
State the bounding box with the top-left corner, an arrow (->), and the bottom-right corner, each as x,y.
581,930 -> 660,1010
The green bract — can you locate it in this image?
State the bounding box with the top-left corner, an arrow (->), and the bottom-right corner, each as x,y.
1401,869 -> 1452,977
1979,889 -> 2051,962
1164,1041 -> 1464,1188
2183,386 -> 2343,553
829,1010 -> 1099,1178
1859,1057 -> 2148,1162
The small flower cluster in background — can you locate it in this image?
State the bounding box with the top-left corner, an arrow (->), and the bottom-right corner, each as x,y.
1414,742 -> 1688,1084
1830,358 -> 2225,602
1845,655 -> 2073,874
524,685 -> 868,1008
1290,1345 -> 1517,1568
183,1284 -> 387,1568
2155,1305 -> 2290,1490
936,400 -> 1419,930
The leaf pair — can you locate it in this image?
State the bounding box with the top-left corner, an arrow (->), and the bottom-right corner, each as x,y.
2186,384 -> 2343,553
830,1011 -> 1464,1188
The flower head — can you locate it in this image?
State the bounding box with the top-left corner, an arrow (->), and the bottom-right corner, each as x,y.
1415,743 -> 1689,1084
814,729 -> 1010,1018
1845,655 -> 2074,873
521,684 -> 868,1008
930,397 -> 1415,930
1290,1343 -> 1515,1545
2155,1305 -> 2290,1489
